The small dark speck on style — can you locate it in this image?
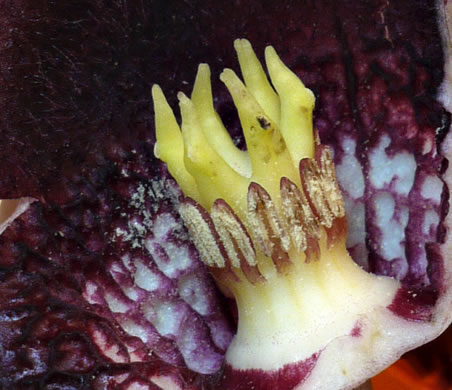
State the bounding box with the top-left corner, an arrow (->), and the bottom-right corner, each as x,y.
257,116 -> 271,130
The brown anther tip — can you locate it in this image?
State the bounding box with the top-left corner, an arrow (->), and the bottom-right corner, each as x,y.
248,183 -> 274,257
325,216 -> 348,249
241,260 -> 267,284
305,236 -> 321,262
313,128 -> 321,146
280,177 -> 307,253
314,143 -> 328,162
210,266 -> 241,288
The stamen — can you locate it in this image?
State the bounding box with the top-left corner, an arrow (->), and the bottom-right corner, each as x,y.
300,146 -> 347,248
248,182 -> 292,274
316,145 -> 345,220
211,200 -> 256,268
211,200 -> 265,284
179,199 -> 225,268
280,177 -> 321,261
299,157 -> 336,229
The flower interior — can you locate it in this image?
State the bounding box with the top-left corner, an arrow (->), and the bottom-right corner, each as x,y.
153,40 -> 402,387
1,1 -> 452,389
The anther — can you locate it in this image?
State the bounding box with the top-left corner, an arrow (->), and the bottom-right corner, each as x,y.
248,182 -> 292,274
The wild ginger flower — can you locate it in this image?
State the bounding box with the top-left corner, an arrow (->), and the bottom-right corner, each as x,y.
0,1 -> 451,389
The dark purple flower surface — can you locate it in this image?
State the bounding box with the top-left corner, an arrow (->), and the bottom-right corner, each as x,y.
0,0 -> 451,389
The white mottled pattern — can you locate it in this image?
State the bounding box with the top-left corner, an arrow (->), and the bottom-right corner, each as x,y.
421,175 -> 443,205
126,383 -> 150,390
153,213 -> 179,239
369,135 -> 416,195
177,320 -> 223,374
423,210 -> 440,236
121,287 -> 139,301
336,138 -> 368,267
373,192 -> 408,262
178,274 -> 210,316
92,328 -> 128,363
134,260 -> 161,292
104,292 -> 130,314
422,137 -> 433,155
344,199 -> 366,249
145,239 -> 192,278
83,281 -> 100,305
121,254 -> 133,271
143,300 -> 187,338
337,138 -> 365,199
117,319 -> 149,343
